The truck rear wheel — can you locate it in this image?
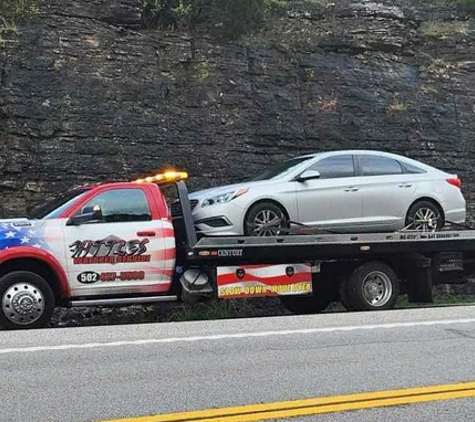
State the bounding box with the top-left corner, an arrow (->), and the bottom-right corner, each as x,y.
280,294 -> 331,314
338,278 -> 357,311
346,262 -> 399,311
0,271 -> 55,330
280,275 -> 333,314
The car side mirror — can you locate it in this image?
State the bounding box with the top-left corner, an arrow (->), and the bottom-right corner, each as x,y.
66,205 -> 103,226
296,170 -> 321,182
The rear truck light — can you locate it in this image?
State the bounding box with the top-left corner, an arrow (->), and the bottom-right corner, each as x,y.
446,176 -> 462,188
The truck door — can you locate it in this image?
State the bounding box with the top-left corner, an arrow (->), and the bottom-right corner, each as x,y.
62,187 -> 175,297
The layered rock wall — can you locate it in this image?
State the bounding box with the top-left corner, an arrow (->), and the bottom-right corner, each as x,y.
1,0 -> 475,219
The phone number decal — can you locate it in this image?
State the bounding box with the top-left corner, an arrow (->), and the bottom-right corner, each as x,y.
77,271 -> 145,284
100,271 -> 145,282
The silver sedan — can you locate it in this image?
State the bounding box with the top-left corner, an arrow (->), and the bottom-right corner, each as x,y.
187,150 -> 466,236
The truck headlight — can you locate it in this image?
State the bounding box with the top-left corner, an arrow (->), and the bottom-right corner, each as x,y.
202,188 -> 249,208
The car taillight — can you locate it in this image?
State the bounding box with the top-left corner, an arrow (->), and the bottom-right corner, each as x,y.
446,177 -> 462,188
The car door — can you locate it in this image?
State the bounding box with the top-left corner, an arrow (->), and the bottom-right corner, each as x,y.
62,187 -> 174,297
356,154 -> 417,230
295,155 -> 363,230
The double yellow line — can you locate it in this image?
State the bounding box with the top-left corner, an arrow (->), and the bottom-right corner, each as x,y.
103,381 -> 475,422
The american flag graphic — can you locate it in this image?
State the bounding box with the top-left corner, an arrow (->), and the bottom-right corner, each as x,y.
0,220 -> 51,252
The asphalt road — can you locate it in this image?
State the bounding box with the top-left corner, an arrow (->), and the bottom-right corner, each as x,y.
1,306 -> 475,422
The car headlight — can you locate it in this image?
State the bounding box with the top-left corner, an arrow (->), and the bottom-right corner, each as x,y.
202,188 -> 249,208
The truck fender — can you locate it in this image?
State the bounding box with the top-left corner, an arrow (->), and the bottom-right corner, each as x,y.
0,246 -> 70,297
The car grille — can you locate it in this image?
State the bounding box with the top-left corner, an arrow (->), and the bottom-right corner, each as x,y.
170,199 -> 198,218
197,217 -> 230,228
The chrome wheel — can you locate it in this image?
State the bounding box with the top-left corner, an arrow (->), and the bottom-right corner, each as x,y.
409,207 -> 439,231
251,209 -> 284,236
361,271 -> 393,307
2,283 -> 45,326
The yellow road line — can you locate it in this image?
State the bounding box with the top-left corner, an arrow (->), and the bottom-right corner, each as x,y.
101,381 -> 475,422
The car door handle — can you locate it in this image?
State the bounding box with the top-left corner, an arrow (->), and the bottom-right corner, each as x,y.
398,184 -> 413,188
344,187 -> 359,192
136,231 -> 156,237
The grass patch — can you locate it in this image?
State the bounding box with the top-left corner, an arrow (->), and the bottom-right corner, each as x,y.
420,21 -> 469,39
0,20 -> 18,47
418,85 -> 440,95
0,0 -> 38,23
0,0 -> 38,47
167,300 -> 243,321
401,294 -> 475,307
445,0 -> 475,8
387,100 -> 407,115
195,61 -> 215,83
166,293 -> 475,322
426,59 -> 456,75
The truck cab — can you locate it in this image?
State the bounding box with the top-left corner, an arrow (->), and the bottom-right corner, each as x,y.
0,175 -> 181,329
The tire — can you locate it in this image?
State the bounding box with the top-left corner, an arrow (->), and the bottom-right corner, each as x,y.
280,294 -> 331,315
405,200 -> 444,231
346,262 -> 399,311
0,271 -> 55,330
244,201 -> 288,236
338,278 -> 357,311
280,274 -> 333,314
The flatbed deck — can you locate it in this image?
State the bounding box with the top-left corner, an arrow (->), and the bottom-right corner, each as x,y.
188,230 -> 475,264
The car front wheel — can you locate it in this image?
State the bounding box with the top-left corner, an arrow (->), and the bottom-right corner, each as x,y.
244,202 -> 288,236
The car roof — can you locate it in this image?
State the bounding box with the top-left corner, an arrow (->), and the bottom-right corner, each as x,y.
297,150 -> 405,159
292,149 -> 443,173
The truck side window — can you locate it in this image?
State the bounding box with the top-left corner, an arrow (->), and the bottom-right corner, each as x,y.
78,189 -> 152,223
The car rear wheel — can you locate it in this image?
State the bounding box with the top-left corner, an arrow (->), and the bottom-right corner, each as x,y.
405,200 -> 443,231
244,202 -> 288,236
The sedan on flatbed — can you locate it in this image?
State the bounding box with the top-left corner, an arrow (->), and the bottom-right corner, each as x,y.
186,150 -> 466,236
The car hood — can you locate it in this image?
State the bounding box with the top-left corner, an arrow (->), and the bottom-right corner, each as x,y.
188,180 -> 277,200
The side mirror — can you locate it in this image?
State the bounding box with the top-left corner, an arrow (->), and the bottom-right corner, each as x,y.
296,170 -> 321,182
66,205 -> 103,226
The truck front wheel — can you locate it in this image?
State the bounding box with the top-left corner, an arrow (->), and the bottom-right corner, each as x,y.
346,262 -> 399,311
0,271 -> 55,330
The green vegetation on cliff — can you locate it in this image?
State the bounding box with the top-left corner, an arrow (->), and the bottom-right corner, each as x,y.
140,0 -> 285,39
0,0 -> 37,46
447,0 -> 475,6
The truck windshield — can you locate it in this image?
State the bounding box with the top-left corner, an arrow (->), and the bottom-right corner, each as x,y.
249,156 -> 314,181
28,189 -> 90,220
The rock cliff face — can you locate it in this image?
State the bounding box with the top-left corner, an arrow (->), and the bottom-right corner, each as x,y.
1,0 -> 475,220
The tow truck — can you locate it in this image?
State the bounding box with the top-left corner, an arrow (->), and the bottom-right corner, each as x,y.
0,171 -> 474,330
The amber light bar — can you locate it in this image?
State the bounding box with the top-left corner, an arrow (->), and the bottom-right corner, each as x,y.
133,170 -> 188,184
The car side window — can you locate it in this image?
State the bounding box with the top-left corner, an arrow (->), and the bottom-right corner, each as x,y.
359,156 -> 403,176
308,155 -> 355,179
401,162 -> 426,174
77,189 -> 152,223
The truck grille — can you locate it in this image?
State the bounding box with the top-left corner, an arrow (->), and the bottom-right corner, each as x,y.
171,199 -> 198,218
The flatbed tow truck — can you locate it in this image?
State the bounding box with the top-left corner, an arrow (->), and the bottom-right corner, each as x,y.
0,171 -> 474,329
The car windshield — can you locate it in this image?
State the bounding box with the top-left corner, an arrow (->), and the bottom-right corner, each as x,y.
28,189 -> 90,220
249,156 -> 314,181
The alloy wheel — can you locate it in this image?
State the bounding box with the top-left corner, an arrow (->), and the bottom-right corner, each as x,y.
252,209 -> 284,236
